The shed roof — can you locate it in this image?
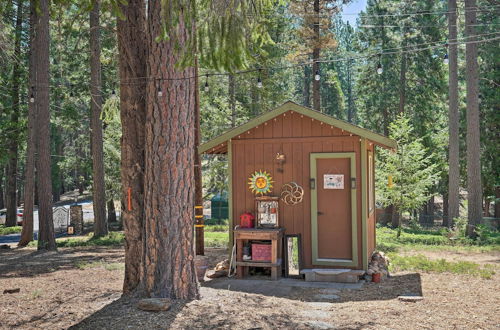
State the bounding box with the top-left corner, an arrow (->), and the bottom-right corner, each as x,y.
199,101 -> 397,154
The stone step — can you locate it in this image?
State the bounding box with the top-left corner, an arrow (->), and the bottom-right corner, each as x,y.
300,268 -> 365,283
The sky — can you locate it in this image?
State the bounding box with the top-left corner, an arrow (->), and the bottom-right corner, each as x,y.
341,0 -> 368,26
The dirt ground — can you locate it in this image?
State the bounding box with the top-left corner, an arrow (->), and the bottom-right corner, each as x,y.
0,246 -> 499,330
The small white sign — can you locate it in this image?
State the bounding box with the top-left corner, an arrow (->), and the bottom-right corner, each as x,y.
324,174 -> 344,189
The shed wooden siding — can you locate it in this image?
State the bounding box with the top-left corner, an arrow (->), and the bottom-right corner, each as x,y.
230,110 -> 364,270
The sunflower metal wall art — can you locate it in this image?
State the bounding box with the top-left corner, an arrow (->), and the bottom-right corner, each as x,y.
248,170 -> 274,195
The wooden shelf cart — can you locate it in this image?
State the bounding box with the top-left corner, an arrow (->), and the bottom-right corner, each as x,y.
234,228 -> 284,280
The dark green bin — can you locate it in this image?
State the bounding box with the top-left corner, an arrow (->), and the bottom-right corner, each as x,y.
210,192 -> 228,222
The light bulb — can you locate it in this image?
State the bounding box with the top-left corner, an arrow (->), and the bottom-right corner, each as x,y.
204,81 -> 209,92
157,89 -> 163,97
111,90 -> 116,98
377,63 -> 383,74
443,53 -> 449,65
29,94 -> 34,103
314,70 -> 320,81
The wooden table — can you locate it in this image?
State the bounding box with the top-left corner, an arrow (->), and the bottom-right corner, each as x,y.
234,228 -> 284,280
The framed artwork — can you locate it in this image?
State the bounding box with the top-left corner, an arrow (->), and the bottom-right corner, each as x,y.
324,174 -> 344,189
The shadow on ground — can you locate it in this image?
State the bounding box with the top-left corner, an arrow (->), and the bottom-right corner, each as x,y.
68,296 -> 188,329
202,273 -> 422,303
0,246 -> 124,278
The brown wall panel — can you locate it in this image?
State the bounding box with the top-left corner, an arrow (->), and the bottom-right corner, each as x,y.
230,111 -> 368,269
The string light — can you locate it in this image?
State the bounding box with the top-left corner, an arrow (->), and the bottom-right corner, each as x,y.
314,69 -> 320,81
376,54 -> 383,74
204,74 -> 209,92
257,69 -> 263,88
111,90 -> 116,98
29,86 -> 35,103
443,53 -> 449,65
157,82 -> 163,97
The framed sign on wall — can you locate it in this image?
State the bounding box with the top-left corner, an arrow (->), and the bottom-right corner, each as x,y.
323,174 -> 344,189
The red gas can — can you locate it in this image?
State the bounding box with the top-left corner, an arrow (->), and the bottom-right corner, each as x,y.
240,212 -> 255,228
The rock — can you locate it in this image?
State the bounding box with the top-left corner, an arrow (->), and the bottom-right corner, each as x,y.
137,298 -> 172,311
314,294 -> 340,300
206,270 -> 228,278
0,244 -> 11,250
398,295 -> 424,302
215,259 -> 230,271
3,288 -> 20,294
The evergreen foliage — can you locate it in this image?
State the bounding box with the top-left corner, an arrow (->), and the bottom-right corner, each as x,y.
376,115 -> 439,230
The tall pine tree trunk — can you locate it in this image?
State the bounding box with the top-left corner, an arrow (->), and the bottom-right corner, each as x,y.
90,0 -> 108,237
464,0 -> 482,238
494,187 -> 500,219
0,167 -> 4,210
194,57 -> 204,256
229,74 -> 236,127
347,60 -> 353,123
107,199 -> 117,223
143,0 -> 198,299
117,0 -> 147,294
5,0 -> 22,228
312,0 -> 320,111
19,0 -> 37,246
303,65 -> 310,107
446,0 -> 460,227
35,0 -> 56,251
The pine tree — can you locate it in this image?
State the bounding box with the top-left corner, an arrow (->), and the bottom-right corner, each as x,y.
376,115 -> 439,232
89,0 -> 108,237
464,0 -> 482,238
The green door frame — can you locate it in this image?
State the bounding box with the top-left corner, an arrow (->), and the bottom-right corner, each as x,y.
310,152 -> 358,267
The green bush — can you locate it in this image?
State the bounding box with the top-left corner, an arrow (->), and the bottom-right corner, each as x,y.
475,224 -> 500,245
0,225 -> 22,236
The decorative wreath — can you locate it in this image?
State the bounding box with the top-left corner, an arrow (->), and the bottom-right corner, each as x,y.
248,170 -> 274,195
280,182 -> 304,205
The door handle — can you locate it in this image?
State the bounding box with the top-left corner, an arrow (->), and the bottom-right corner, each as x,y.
317,211 -> 324,216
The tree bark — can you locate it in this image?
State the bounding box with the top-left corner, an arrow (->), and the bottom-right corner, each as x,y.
5,0 -> 22,228
143,0 -> 198,299
398,53 -> 407,114
35,0 -> 56,251
464,0 -> 483,238
447,0 -> 460,227
347,60 -> 353,123
303,65 -> 310,107
117,0 -> 147,294
19,0 -> 37,247
495,186 -> 500,219
107,199 -> 117,223
312,0 -> 320,111
0,167 -> 4,210
229,74 -> 236,127
194,57 -> 204,256
90,0 -> 108,237
442,192 -> 449,227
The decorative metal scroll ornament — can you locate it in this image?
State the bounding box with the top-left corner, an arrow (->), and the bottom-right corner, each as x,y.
280,182 -> 304,205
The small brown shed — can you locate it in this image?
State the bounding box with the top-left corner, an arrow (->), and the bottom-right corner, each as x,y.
199,101 -> 396,271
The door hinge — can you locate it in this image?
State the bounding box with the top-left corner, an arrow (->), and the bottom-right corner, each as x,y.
310,178 -> 316,190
